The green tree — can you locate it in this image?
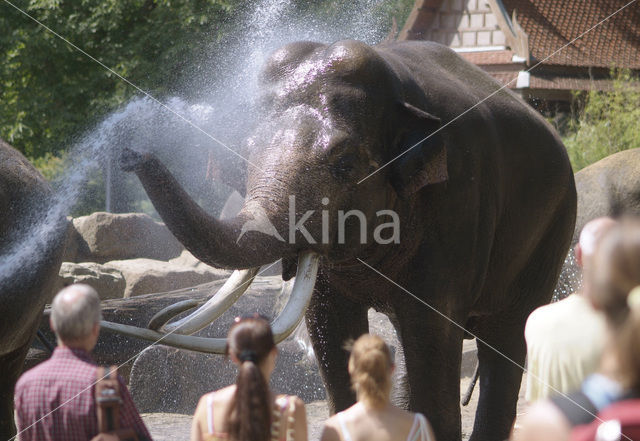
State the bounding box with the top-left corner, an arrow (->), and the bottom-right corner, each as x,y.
564,70 -> 640,171
1,0 -> 413,161
0,0 -> 246,159
1,0 -> 415,216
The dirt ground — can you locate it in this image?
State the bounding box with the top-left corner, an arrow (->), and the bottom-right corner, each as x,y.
141,373 -> 529,441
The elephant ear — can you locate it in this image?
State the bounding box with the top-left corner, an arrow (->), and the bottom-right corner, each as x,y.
390,101 -> 447,198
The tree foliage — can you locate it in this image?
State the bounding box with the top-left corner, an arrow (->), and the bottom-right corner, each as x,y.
1,0 -> 414,215
0,0 -> 246,158
563,70 -> 640,171
1,0 -> 413,162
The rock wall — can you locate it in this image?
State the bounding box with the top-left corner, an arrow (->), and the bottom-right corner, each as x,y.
55,212 -> 232,299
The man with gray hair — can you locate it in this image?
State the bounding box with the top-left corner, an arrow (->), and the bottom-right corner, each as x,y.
524,217 -> 617,402
14,284 -> 151,441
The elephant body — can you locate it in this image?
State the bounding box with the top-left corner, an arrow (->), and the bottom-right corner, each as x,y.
0,140 -> 67,438
574,148 -> 640,238
121,40 -> 576,440
556,148 -> 640,297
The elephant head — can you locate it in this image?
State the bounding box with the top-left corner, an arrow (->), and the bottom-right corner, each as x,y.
104,40 -> 448,350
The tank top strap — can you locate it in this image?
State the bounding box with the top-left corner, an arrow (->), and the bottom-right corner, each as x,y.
407,413 -> 431,441
207,392 -> 215,434
337,412 -> 355,441
273,394 -> 297,441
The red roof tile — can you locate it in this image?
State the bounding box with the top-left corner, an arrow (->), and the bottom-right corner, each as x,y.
502,0 -> 640,69
458,50 -> 518,65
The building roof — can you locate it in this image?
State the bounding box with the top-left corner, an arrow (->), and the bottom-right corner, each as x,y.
458,49 -> 516,65
399,0 -> 640,70
502,0 -> 640,69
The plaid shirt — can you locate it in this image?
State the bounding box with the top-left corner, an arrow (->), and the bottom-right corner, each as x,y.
14,346 -> 152,441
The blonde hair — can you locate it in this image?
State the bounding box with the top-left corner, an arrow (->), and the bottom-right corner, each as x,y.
348,334 -> 393,409
588,220 -> 640,393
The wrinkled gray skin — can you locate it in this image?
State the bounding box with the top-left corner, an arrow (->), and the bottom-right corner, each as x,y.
0,140 -> 67,439
120,40 -> 576,441
556,148 -> 640,297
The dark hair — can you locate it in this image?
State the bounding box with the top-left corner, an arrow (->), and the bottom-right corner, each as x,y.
589,220 -> 640,393
224,317 -> 276,441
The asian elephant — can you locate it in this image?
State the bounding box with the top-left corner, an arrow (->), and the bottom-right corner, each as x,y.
556,148 -> 640,297
113,40 -> 576,441
0,140 -> 67,439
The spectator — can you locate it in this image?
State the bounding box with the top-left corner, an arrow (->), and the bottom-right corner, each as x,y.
320,334 -> 436,441
14,284 -> 151,441
515,220 -> 640,441
190,315 -> 307,441
525,217 -> 616,402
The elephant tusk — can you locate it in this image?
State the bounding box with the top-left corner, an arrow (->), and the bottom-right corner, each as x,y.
99,252 -> 320,353
100,320 -> 229,353
151,267 -> 260,333
270,251 -> 319,342
147,299 -> 200,330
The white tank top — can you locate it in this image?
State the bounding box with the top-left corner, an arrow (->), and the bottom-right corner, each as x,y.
336,411 -> 433,441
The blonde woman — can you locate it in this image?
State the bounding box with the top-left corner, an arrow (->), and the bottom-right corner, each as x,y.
191,316 -> 308,441
320,334 -> 436,441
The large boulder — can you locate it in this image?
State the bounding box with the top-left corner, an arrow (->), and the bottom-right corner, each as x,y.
55,262 -> 126,300
60,217 -> 91,263
71,212 -> 184,263
168,249 -> 220,270
105,258 -> 230,298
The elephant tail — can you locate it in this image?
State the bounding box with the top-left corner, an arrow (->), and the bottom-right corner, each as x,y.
461,364 -> 480,406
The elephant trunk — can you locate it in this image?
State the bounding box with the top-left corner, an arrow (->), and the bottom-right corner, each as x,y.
133,155 -> 289,269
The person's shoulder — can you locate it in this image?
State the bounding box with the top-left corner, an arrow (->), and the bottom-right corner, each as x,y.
598,398 -> 640,422
202,385 -> 235,406
322,410 -> 343,431
319,416 -> 342,441
280,394 -> 306,409
526,296 -> 576,332
15,359 -> 54,389
393,407 -> 423,425
571,399 -> 640,441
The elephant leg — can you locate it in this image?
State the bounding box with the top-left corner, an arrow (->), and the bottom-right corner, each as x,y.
469,319 -> 526,441
305,280 -> 369,414
0,343 -> 31,440
396,307 -> 464,441
470,214 -> 573,441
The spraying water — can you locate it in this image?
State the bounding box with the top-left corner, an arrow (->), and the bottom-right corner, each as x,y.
1,0 -> 407,279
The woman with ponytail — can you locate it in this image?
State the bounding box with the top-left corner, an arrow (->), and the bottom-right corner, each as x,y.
191,316 -> 307,441
320,334 -> 436,441
515,220 -> 640,441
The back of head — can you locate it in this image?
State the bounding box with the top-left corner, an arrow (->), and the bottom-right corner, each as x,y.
588,220 -> 640,393
578,217 -> 617,268
348,334 -> 393,409
50,284 -> 101,344
225,317 -> 275,441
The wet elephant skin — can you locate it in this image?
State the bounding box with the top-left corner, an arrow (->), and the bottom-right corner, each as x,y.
120,40 -> 577,441
0,139 -> 67,439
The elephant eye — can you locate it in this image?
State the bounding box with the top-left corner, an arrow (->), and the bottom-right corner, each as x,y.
330,154 -> 356,180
